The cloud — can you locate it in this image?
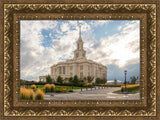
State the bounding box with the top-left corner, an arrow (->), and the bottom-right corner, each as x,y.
60,22 -> 70,32
20,20 -> 140,81
86,20 -> 140,68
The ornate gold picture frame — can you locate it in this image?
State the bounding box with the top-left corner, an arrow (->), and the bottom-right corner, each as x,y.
0,0 -> 160,119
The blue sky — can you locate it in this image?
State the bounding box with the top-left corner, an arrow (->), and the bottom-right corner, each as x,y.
20,20 -> 140,82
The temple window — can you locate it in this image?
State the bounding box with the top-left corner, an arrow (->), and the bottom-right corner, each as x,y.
63,66 -> 65,74
76,53 -> 79,58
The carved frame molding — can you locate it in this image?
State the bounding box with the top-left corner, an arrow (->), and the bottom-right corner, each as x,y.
0,1 -> 159,119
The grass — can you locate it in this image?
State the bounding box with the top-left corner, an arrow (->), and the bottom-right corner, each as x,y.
35,89 -> 44,100
20,87 -> 34,100
25,85 -> 87,90
113,84 -> 140,93
55,85 -> 87,90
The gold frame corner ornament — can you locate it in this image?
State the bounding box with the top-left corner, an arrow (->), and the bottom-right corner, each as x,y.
0,0 -> 159,119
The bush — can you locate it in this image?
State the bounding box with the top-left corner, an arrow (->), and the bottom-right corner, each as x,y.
50,84 -> 55,92
121,84 -> 140,92
46,75 -> 52,83
20,87 -> 34,100
73,75 -> 79,86
44,84 -> 51,92
84,83 -> 93,87
95,78 -> 107,84
31,84 -> 36,89
100,84 -> 124,87
35,89 -> 44,100
78,82 -> 85,87
55,86 -> 68,93
57,76 -> 63,84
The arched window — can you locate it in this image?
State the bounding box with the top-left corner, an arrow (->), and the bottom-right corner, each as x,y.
76,53 -> 79,58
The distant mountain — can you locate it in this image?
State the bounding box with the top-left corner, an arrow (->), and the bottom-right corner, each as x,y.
107,80 -> 123,84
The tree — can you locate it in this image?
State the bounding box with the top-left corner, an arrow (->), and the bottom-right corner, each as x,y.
69,77 -> 73,85
87,76 -> 94,83
130,76 -> 138,84
102,78 -> 107,84
114,78 -> 117,85
96,78 -> 106,84
57,76 -> 63,84
46,75 -> 52,83
95,78 -> 101,84
73,75 -> 79,86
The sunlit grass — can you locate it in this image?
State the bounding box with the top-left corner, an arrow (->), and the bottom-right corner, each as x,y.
20,87 -> 34,100
35,89 -> 44,100
121,84 -> 140,92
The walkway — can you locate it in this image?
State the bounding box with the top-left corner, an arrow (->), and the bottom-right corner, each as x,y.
44,87 -> 140,100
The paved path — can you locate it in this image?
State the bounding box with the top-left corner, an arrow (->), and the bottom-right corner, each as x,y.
44,87 -> 140,100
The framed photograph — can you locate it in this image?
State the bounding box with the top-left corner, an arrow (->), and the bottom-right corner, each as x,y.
0,0 -> 160,120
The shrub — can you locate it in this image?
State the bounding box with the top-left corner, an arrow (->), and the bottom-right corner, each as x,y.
73,75 -> 79,86
35,89 -> 44,100
78,82 -> 85,87
31,84 -> 36,89
46,75 -> 52,83
95,78 -> 107,84
50,84 -> 55,92
55,86 -> 68,93
121,84 -> 140,92
20,87 -> 34,100
84,83 -> 93,87
44,84 -> 51,92
57,76 -> 63,84
100,84 -> 124,87
87,76 -> 94,83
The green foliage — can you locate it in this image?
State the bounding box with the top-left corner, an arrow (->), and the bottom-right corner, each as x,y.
130,76 -> 138,84
57,76 -> 63,84
55,86 -> 68,93
114,79 -> 117,85
95,78 -> 106,84
69,77 -> 73,85
87,76 -> 94,83
73,75 -> 79,86
46,75 -> 52,83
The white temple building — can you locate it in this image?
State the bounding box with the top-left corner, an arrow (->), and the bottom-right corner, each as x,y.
39,26 -> 107,83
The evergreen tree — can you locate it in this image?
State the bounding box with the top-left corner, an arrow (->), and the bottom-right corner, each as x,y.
46,75 -> 52,83
73,75 -> 79,86
57,76 -> 63,84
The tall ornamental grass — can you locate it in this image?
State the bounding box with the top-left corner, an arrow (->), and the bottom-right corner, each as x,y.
35,89 -> 44,100
20,87 -> 34,100
31,84 -> 36,89
84,83 -> 93,87
50,84 -> 55,92
44,84 -> 51,92
121,84 -> 140,92
44,84 -> 55,92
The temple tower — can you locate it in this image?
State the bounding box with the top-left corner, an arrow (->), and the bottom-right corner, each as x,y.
74,25 -> 86,59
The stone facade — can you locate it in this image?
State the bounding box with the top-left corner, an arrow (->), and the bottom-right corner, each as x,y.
50,26 -> 107,83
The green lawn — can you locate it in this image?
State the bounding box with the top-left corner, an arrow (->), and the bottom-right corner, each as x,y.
26,85 -> 87,90
55,85 -> 87,90
113,87 -> 140,93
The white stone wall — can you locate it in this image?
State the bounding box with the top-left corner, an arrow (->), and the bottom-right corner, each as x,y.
50,61 -> 107,83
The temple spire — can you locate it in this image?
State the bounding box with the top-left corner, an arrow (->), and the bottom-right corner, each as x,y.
78,25 -> 82,41
79,25 -> 81,37
74,25 -> 86,59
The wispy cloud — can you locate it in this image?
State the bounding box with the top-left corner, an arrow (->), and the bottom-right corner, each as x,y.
20,20 -> 140,81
